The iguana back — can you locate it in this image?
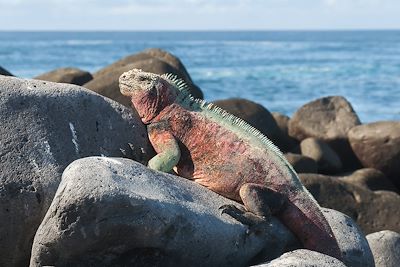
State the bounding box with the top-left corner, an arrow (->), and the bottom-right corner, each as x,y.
120,69 -> 342,260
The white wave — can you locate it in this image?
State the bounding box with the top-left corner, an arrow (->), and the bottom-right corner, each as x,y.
0,39 -> 113,47
65,40 -> 113,46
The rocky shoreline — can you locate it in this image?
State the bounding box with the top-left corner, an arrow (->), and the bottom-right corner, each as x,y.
0,48 -> 399,266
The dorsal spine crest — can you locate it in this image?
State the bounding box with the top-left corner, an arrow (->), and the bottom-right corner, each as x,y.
162,72 -> 297,176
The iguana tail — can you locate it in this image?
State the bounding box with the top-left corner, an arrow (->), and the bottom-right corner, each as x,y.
278,190 -> 342,260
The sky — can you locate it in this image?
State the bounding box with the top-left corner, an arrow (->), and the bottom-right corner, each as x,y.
0,0 -> 399,31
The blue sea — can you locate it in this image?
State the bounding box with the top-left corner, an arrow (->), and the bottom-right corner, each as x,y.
1,31 -> 399,123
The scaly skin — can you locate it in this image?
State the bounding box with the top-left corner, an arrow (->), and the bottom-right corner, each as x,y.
119,69 -> 342,260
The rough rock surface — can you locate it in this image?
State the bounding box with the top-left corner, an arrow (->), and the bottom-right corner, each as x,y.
213,98 -> 290,151
84,48 -> 203,106
257,249 -> 347,267
288,96 -> 361,170
300,137 -> 342,174
339,168 -> 398,193
288,96 -> 361,141
34,67 -> 93,85
300,173 -> 400,234
0,66 -> 13,76
367,230 -> 400,267
0,76 -> 152,267
348,121 -> 400,188
30,157 -> 296,267
284,153 -> 318,173
322,208 -> 374,267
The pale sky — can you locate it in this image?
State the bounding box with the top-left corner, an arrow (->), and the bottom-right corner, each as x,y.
0,0 -> 399,30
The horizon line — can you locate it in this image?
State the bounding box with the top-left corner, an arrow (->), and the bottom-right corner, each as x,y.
1,28 -> 400,32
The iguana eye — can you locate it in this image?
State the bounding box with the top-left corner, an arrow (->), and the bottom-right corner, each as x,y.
137,76 -> 147,82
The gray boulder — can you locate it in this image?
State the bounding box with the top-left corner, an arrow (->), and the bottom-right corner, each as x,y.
256,249 -> 347,267
367,230 -> 400,267
322,208 -> 374,267
300,137 -> 342,174
30,157 -> 296,267
284,153 -> 318,173
288,96 -> 361,171
271,112 -> 299,152
339,168 -> 398,193
348,121 -> 400,189
94,48 -> 193,86
271,112 -> 290,136
300,173 -> 400,234
258,208 -> 374,267
288,96 -> 361,141
258,209 -> 374,267
34,67 -> 93,85
84,48 -> 203,107
0,66 -> 13,76
0,76 -> 152,267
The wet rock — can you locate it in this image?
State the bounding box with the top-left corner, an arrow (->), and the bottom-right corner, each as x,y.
0,76 -> 152,267
0,66 -> 13,76
284,153 -> 318,173
339,168 -> 399,193
84,48 -> 203,106
213,98 -> 290,152
300,173 -> 400,234
300,137 -> 342,174
258,249 -> 346,267
288,96 -> 361,171
30,157 -> 296,267
34,67 -> 93,85
367,230 -> 400,267
322,208 -> 374,267
348,121 -> 400,189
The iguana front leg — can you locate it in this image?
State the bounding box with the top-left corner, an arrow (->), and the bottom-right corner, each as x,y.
147,121 -> 181,173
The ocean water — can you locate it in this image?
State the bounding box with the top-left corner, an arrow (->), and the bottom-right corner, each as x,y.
0,31 -> 399,123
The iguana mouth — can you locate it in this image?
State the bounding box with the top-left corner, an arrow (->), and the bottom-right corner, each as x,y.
119,81 -> 131,96
120,82 -> 146,96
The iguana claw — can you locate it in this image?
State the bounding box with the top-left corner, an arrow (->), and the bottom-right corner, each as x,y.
219,204 -> 265,227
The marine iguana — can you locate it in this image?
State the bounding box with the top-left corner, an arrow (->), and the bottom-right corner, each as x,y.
119,69 -> 342,260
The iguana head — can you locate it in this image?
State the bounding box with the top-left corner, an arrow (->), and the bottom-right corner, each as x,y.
119,69 -> 179,123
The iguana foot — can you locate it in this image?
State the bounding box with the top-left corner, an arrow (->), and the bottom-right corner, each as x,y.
219,204 -> 246,216
219,204 -> 266,227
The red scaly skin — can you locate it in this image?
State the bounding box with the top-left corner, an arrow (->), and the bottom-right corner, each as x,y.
119,69 -> 342,260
